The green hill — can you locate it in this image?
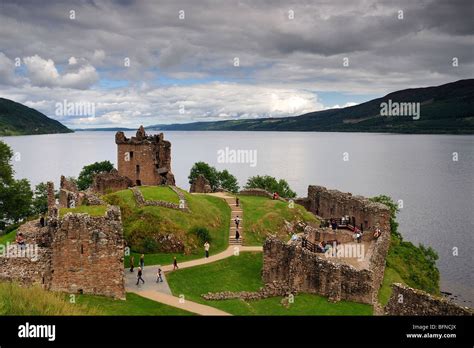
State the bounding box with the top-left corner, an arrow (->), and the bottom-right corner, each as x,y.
0,98 -> 72,136
149,79 -> 474,134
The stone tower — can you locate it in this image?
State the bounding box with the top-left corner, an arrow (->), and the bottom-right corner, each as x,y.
115,126 -> 176,186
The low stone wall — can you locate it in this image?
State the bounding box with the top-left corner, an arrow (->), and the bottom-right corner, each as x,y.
202,282 -> 292,301
262,238 -> 374,304
385,283 -> 473,316
239,188 -> 273,198
131,187 -> 189,212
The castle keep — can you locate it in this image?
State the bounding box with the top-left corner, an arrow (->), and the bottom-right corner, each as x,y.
115,126 -> 175,186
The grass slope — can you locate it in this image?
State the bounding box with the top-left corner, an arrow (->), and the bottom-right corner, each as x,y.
139,186 -> 180,204
167,252 -> 372,315
239,195 -> 318,245
103,188 -> 230,267
0,282 -> 193,315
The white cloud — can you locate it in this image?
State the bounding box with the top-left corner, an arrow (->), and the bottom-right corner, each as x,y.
23,55 -> 98,89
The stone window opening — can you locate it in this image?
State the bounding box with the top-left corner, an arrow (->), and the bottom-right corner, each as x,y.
136,164 -> 140,174
80,244 -> 84,254
129,151 -> 134,159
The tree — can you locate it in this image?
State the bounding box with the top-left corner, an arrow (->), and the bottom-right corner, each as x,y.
217,169 -> 239,193
0,141 -> 34,225
0,140 -> 14,184
32,182 -> 49,215
188,162 -> 219,191
244,175 -> 296,198
0,179 -> 33,223
77,161 -> 114,191
189,162 -> 240,193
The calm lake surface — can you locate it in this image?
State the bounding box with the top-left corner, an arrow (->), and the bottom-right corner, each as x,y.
2,131 -> 473,306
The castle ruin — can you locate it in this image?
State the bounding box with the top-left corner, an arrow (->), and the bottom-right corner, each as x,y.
0,182 -> 125,299
115,126 -> 175,186
263,185 -> 392,305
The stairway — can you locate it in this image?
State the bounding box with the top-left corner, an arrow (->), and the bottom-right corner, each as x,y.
225,196 -> 243,246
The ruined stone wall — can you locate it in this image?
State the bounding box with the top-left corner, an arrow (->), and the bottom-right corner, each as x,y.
385,283 -> 472,316
91,169 -> 132,194
239,188 -> 273,198
262,238 -> 374,304
116,126 -> 175,186
305,185 -> 391,233
0,247 -> 52,288
49,206 -> 125,299
190,174 -> 212,193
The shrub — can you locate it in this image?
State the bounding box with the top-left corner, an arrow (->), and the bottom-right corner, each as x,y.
244,175 -> 296,198
190,226 -> 212,244
189,162 -> 239,192
141,236 -> 158,253
77,161 -> 114,191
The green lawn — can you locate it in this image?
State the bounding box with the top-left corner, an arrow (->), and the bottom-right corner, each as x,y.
239,195 -> 319,246
104,188 -> 230,267
59,205 -> 107,217
167,252 -> 372,316
139,185 -> 180,204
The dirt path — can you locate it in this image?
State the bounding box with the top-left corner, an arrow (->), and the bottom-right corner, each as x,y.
125,192 -> 262,315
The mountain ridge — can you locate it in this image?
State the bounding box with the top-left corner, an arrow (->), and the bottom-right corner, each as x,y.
148,79 -> 474,134
0,98 -> 73,136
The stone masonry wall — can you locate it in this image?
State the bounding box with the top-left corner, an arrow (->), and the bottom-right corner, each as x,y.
49,206 -> 125,299
91,169 -> 132,194
262,238 -> 374,304
385,283 -> 472,316
305,185 -> 391,233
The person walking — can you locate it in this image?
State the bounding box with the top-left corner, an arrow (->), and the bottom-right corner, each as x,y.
156,267 -> 163,283
173,256 -> 179,270
129,255 -> 135,272
204,241 -> 210,258
140,254 -> 145,270
235,228 -> 240,241
235,197 -> 239,207
234,216 -> 240,229
136,267 -> 145,286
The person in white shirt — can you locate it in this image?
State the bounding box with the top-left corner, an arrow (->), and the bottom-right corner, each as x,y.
204,241 -> 210,258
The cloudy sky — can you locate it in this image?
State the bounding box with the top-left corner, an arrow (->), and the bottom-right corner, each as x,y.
0,0 -> 472,128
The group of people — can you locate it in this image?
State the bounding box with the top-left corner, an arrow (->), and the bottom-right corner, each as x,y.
129,253 -> 175,286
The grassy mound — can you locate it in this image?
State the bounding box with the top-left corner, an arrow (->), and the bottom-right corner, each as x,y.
167,252 -> 372,315
103,187 -> 230,266
239,195 -> 318,245
139,186 -> 179,204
